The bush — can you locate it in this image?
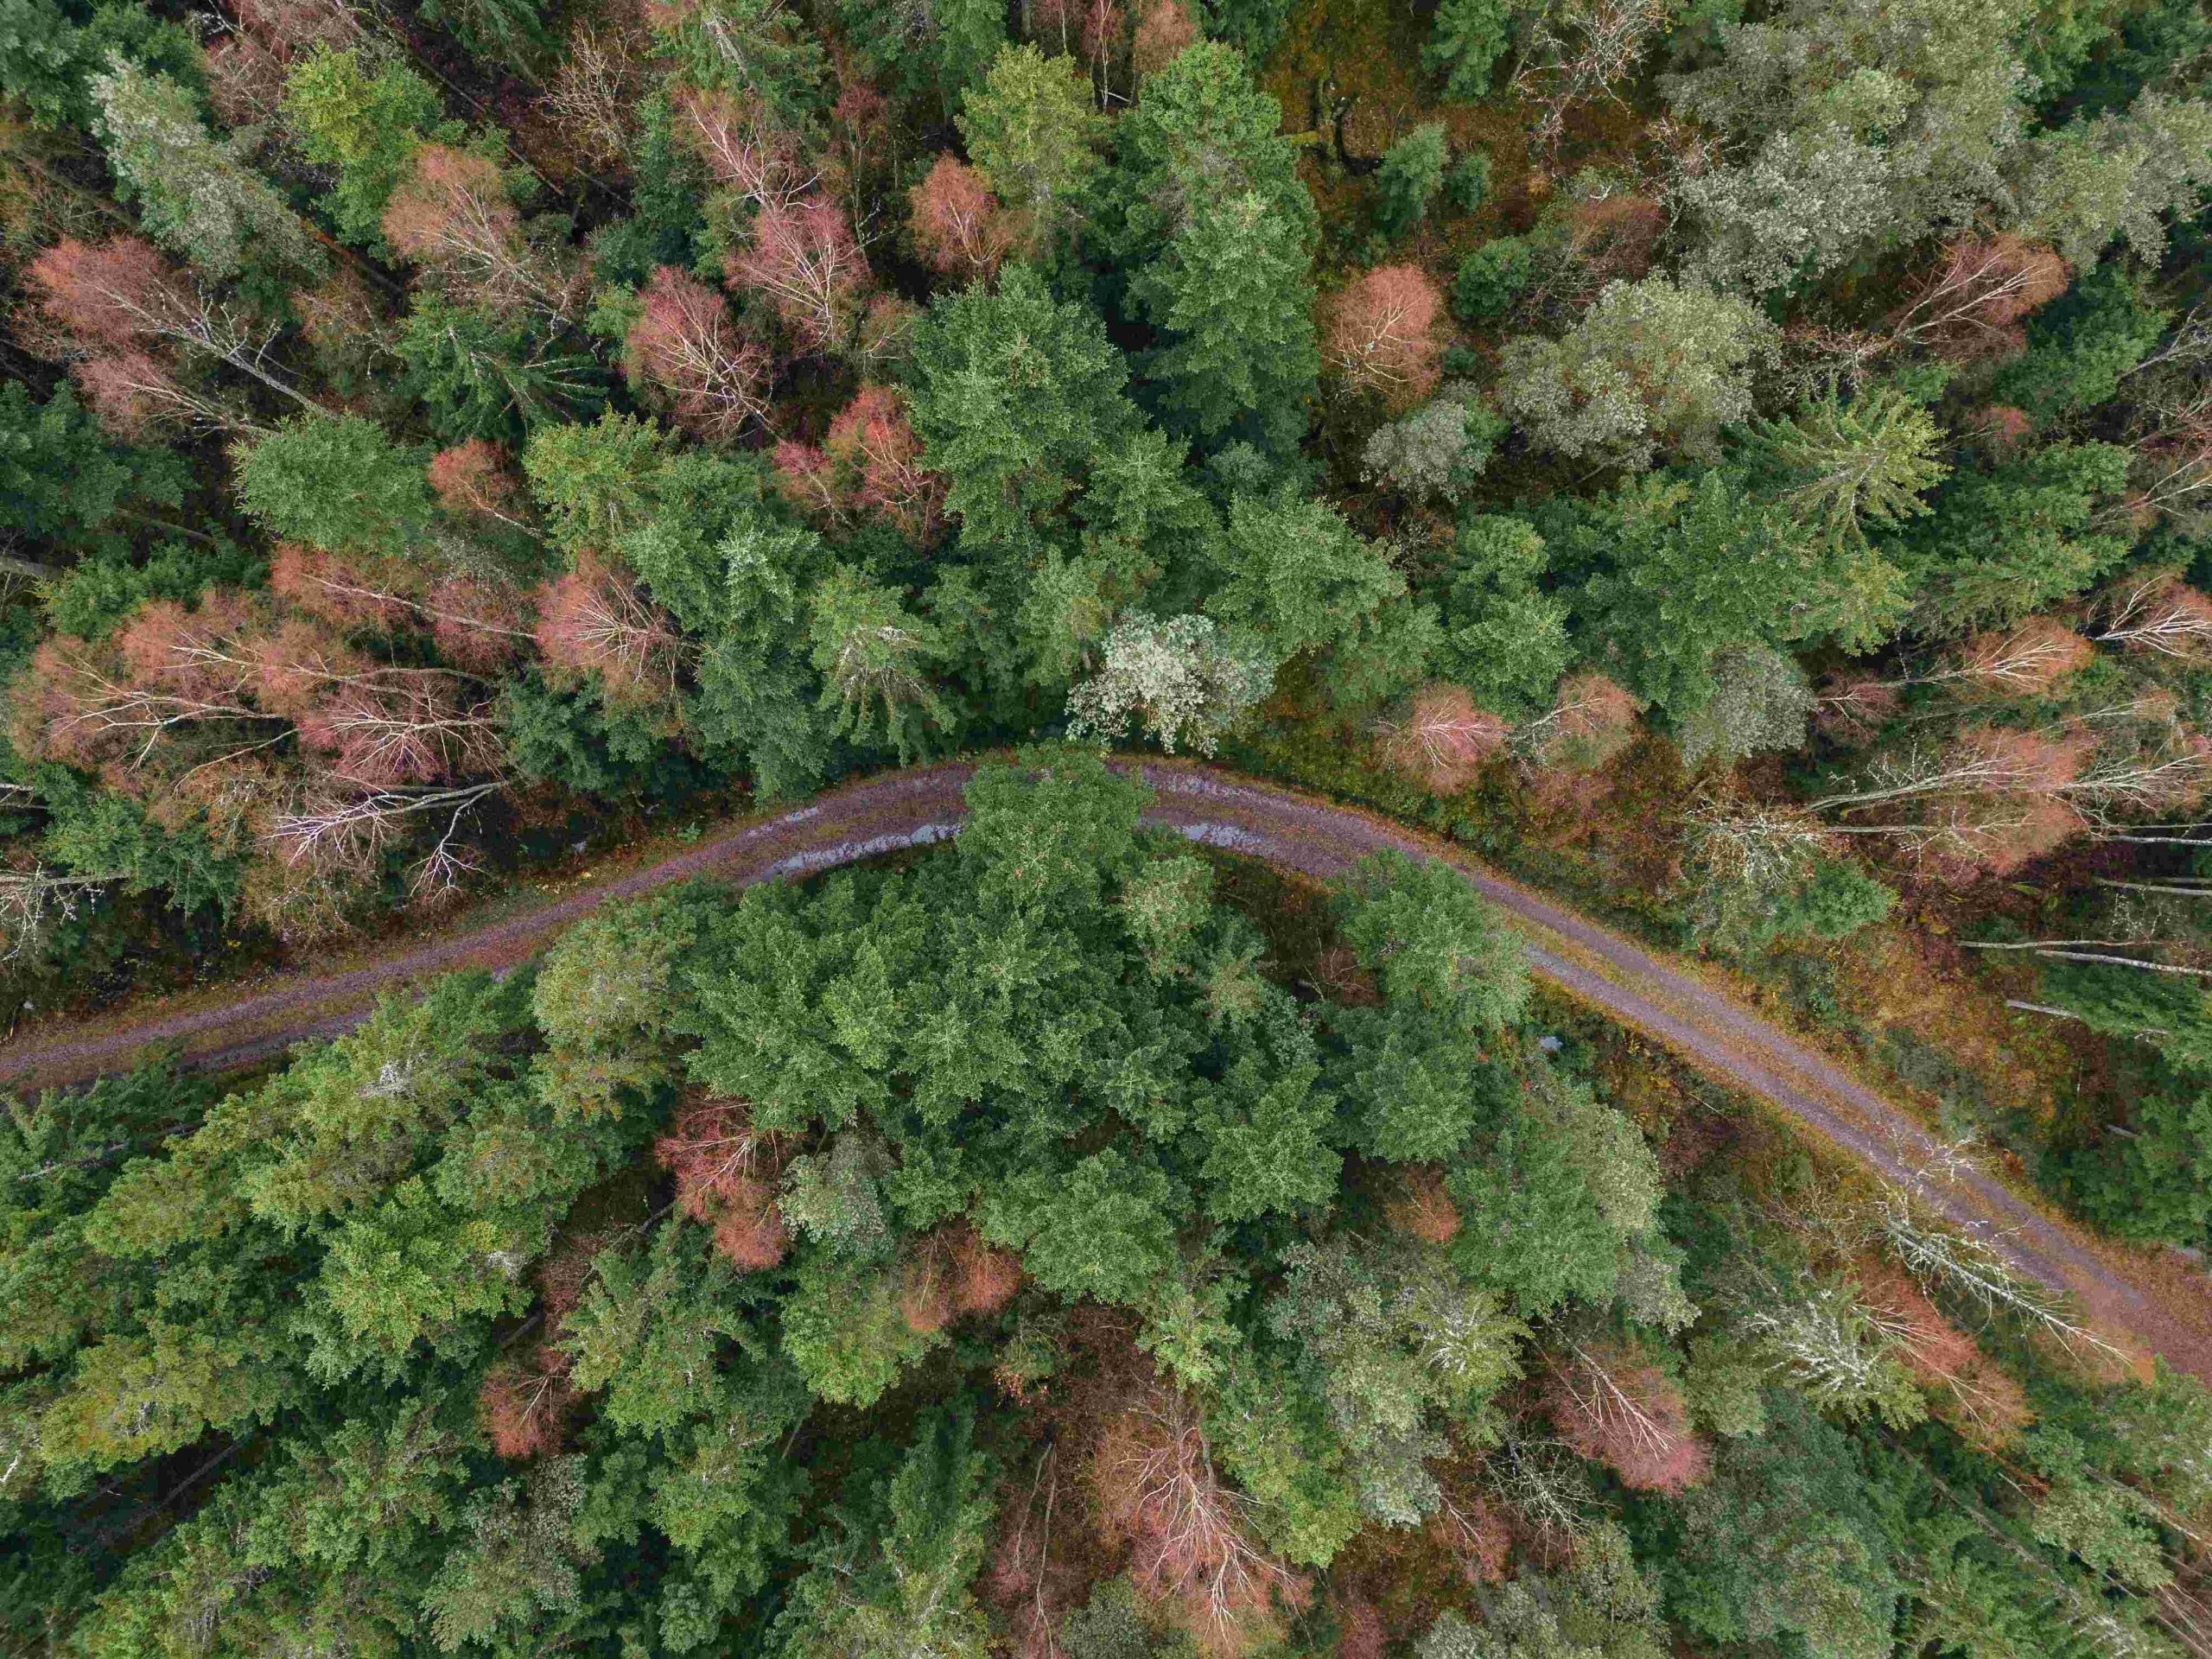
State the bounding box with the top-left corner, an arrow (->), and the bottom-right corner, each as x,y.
1452,237 -> 1534,321
1445,149 -> 1493,214
1373,122 -> 1449,242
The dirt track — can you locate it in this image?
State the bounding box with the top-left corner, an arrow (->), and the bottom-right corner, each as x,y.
11,758 -> 2212,1382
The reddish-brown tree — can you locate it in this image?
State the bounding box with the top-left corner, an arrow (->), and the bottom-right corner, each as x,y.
771,439 -> 842,522
1890,236 -> 2070,359
908,155 -> 1016,281
385,146 -> 574,318
624,265 -> 772,443
1322,265 -> 1446,410
823,385 -> 945,543
677,86 -> 818,211
1383,1166 -> 1463,1245
1131,0 -> 1198,75
532,553 -> 690,715
1543,1344 -> 1708,1494
428,440 -> 532,530
655,1097 -> 788,1269
1532,671 -> 1638,772
478,1349 -> 576,1460
726,198 -> 869,354
1090,1391 -> 1310,1656
1376,684 -> 1510,795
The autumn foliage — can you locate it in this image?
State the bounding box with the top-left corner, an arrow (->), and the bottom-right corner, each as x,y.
1376,684 -> 1510,794
655,1097 -> 788,1269
623,265 -> 771,443
908,155 -> 1016,281
726,198 -> 869,354
533,552 -> 690,717
1090,1392 -> 1310,1656
1891,235 -> 2070,359
1322,265 -> 1446,410
1543,1344 -> 1709,1494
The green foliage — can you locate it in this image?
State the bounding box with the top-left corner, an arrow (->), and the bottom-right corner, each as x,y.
0,0 -> 200,130
1901,442 -> 2132,634
955,43 -> 1104,224
1435,513 -> 1572,716
91,58 -> 325,283
1363,391 -> 1508,505
396,295 -> 605,442
1499,278 -> 1770,472
774,1406 -> 995,1657
1090,41 -> 1313,283
0,381 -> 181,553
1562,471 -> 1854,714
1674,642 -> 1815,771
1739,386 -> 1950,550
906,267 -> 1141,553
232,416 -> 436,561
1129,189 -> 1319,455
1990,263 -> 2169,424
283,47 -> 445,249
1374,121 -> 1449,241
1444,149 -> 1493,213
1452,236 -> 1535,321
1424,0 -> 1515,100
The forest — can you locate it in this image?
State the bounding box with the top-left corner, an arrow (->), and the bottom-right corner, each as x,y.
4,0 -> 2212,1649
5,752 -> 2212,1656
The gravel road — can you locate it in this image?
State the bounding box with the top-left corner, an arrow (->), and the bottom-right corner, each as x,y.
11,759 -> 2211,1381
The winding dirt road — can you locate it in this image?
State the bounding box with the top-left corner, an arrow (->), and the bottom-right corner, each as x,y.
10,759 -> 2212,1382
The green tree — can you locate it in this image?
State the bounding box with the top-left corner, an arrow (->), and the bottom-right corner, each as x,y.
1090,41 -> 1313,282
283,47 -> 445,249
1374,121 -> 1448,242
1435,513 -> 1572,716
1129,190 -> 1319,454
1674,643 -> 1815,771
808,564 -> 952,760
1452,236 -> 1535,321
1901,442 -> 2132,634
91,58 -> 326,283
397,296 -> 604,442
954,43 -> 1104,234
1740,386 -> 1950,550
1205,493 -> 1406,664
1424,0 -> 1514,100
232,415 -> 436,561
1498,278 -> 1770,472
906,266 -> 1141,552
774,1406 -> 996,1659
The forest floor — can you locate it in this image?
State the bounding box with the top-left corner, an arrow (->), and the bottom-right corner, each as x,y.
10,757 -> 2212,1382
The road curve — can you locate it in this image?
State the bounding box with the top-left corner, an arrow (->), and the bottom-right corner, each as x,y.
10,758 -> 2212,1382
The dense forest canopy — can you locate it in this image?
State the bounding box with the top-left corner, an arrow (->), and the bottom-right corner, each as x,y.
7,753 -> 2212,1656
7,0 -> 2212,1649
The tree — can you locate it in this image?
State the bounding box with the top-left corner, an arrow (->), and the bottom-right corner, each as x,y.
1674,643 -> 1815,771
90,57 -> 326,283
623,266 -> 771,442
1740,386 -> 1950,549
1129,190 -> 1319,454
905,265 -> 1141,551
807,564 -> 950,760
1066,612 -> 1272,755
1425,0 -> 1513,100
1362,390 -> 1507,505
725,198 -> 869,354
1452,237 -> 1534,322
1563,471 -> 1832,715
2017,90 -> 2212,268
907,155 -> 1016,280
1090,40 -> 1313,280
282,46 -> 442,250
1373,122 -> 1447,242
232,416 -> 435,560
1497,276 -> 1769,471
774,1407 -> 996,1659
1435,514 -> 1572,716
1323,265 -> 1446,411
954,43 -> 1104,243
1543,1342 -> 1707,1493
1205,493 -> 1405,664
383,143 -> 575,320
396,295 -> 603,443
